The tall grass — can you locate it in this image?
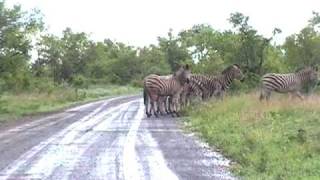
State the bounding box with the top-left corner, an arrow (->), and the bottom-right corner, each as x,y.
186,93 -> 320,179
0,84 -> 139,123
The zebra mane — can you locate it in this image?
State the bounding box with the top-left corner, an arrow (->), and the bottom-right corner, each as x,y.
222,64 -> 239,74
295,66 -> 318,73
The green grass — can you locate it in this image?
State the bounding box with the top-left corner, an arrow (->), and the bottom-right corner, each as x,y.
185,93 -> 320,179
0,84 -> 139,123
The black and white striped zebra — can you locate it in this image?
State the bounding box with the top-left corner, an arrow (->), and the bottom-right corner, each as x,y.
143,65 -> 191,117
260,66 -> 318,101
180,78 -> 207,107
187,64 -> 245,101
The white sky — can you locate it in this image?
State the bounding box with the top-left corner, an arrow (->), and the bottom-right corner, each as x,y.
6,0 -> 320,47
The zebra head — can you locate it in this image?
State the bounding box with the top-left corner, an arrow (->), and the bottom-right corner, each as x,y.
222,64 -> 245,82
306,66 -> 319,83
174,64 -> 191,84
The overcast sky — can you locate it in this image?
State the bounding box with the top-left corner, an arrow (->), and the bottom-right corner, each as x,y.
6,0 -> 320,47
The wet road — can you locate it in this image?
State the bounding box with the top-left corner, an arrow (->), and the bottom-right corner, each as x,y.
0,96 -> 234,180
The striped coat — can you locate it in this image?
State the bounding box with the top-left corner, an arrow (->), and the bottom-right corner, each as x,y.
179,75 -> 210,106
143,65 -> 191,117
187,64 -> 244,100
260,66 -> 318,100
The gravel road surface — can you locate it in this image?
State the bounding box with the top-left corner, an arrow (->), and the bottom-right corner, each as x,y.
0,96 -> 234,180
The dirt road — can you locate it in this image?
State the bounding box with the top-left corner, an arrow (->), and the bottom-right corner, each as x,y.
0,96 -> 234,180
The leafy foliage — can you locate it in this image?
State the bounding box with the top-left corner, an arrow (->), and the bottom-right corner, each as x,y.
1,0 -> 320,94
0,2 -> 43,91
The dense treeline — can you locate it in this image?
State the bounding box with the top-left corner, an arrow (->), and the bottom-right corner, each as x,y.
1,1 -> 320,93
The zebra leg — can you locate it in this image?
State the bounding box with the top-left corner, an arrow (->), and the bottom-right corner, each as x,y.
165,96 -> 170,114
202,90 -> 210,101
171,95 -> 180,117
167,96 -> 173,114
149,94 -> 159,118
168,96 -> 174,114
175,97 -> 181,117
180,93 -> 185,108
144,91 -> 152,117
259,93 -> 264,101
158,96 -> 166,115
294,91 -> 304,100
186,94 -> 191,106
149,101 -> 155,118
169,97 -> 176,117
219,91 -> 224,101
176,99 -> 181,117
146,101 -> 152,118
214,90 -> 223,101
288,92 -> 294,100
156,99 -> 160,114
151,101 -> 159,117
259,89 -> 269,101
156,97 -> 162,115
265,91 -> 271,101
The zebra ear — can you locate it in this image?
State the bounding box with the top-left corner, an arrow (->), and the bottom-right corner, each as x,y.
185,64 -> 190,70
233,64 -> 240,69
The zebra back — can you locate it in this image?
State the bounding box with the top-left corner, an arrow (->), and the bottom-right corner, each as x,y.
144,65 -> 191,96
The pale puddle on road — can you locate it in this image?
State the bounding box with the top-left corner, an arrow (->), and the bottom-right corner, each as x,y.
0,99 -> 178,180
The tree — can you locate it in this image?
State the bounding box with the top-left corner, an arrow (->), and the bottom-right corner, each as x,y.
35,34 -> 63,83
138,45 -> 171,76
283,12 -> 320,70
35,28 -> 92,83
229,12 -> 272,75
0,2 -> 43,90
158,29 -> 191,71
178,24 -> 240,74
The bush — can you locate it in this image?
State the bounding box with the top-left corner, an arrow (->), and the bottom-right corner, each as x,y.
230,72 -> 261,94
2,72 -> 32,92
130,79 -> 143,87
71,75 -> 88,89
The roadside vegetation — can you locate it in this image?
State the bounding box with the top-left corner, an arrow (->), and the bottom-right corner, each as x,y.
1,1 -> 320,178
0,84 -> 138,123
185,93 -> 320,179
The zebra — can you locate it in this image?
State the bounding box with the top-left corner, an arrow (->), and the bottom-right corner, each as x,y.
141,74 -> 172,115
259,66 -> 319,101
143,64 -> 191,117
159,75 -> 209,111
180,79 -> 206,107
156,75 -> 173,115
186,64 -> 245,101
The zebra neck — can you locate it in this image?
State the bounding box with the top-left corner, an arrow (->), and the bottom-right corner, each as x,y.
220,73 -> 233,89
174,76 -> 184,86
296,71 -> 309,83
